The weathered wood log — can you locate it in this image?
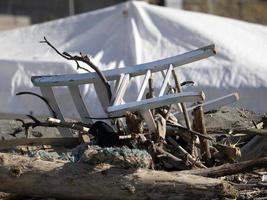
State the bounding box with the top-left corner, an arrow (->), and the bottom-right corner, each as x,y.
178,156 -> 267,178
0,153 -> 237,199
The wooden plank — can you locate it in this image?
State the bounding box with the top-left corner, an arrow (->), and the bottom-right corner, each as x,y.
39,86 -> 73,137
112,74 -> 130,106
174,93 -> 239,119
32,45 -> 216,87
140,110 -> 157,133
94,80 -> 110,113
158,65 -> 173,97
68,85 -> 93,124
160,71 -> 171,88
136,70 -> 151,101
39,86 -> 64,120
107,91 -> 205,116
111,74 -> 125,102
0,137 -> 80,150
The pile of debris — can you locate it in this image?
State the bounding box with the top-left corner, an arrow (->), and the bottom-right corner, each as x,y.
0,105 -> 266,199
0,41 -> 266,199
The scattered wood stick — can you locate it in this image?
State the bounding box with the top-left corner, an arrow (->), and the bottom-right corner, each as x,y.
192,106 -> 212,164
172,69 -> 192,130
156,146 -> 184,163
207,127 -> 267,137
177,156 -> 267,178
47,117 -> 91,131
16,116 -> 91,133
167,137 -> 207,169
166,124 -> 213,140
118,135 -> 132,139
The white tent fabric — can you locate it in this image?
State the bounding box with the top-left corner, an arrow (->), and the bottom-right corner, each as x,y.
0,1 -> 267,118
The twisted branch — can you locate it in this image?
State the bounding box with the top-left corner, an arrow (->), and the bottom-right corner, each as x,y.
16,92 -> 57,118
40,37 -> 112,100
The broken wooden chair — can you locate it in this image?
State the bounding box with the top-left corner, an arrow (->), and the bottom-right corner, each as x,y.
31,44 -> 238,137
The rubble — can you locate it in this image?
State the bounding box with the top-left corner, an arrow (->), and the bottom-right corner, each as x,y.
0,42 -> 266,199
0,105 -> 266,199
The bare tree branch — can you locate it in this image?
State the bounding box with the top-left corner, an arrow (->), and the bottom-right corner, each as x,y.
40,36 -> 112,100
16,91 -> 57,118
16,115 -> 91,133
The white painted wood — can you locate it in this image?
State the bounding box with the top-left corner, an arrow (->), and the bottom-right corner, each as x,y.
159,65 -> 173,97
94,80 -> 110,113
140,110 -> 157,133
111,74 -> 125,102
112,74 -> 130,106
137,70 -> 152,101
39,86 -> 64,120
160,70 -> 172,88
107,91 -> 205,116
32,45 -> 215,87
68,85 -> 93,124
30,45 -> 216,137
39,86 -> 73,137
174,93 -> 239,119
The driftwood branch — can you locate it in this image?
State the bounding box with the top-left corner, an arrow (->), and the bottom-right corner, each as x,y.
16,116 -> 90,132
16,92 -> 57,118
207,127 -> 267,137
40,36 -> 112,100
178,156 -> 267,178
0,153 -> 238,199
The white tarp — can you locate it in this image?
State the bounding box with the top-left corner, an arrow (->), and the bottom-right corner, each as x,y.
0,1 -> 267,118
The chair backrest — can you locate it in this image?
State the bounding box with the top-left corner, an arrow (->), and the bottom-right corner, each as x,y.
31,45 -> 215,136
